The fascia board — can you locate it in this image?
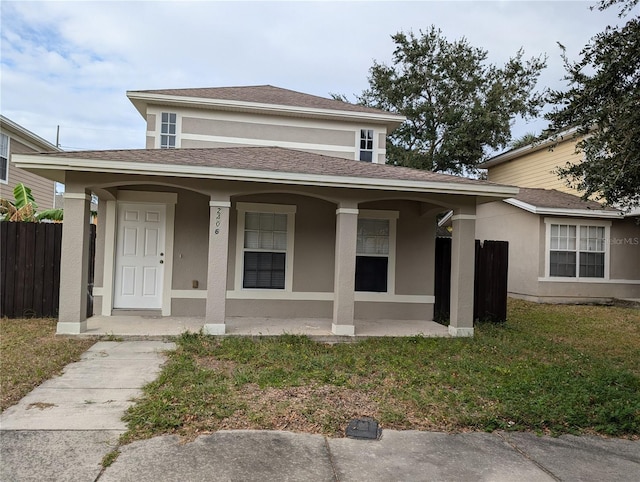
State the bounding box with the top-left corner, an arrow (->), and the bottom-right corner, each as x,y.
14,154 -> 519,199
504,198 -> 623,218
0,115 -> 61,152
126,91 -> 406,128
479,126 -> 581,169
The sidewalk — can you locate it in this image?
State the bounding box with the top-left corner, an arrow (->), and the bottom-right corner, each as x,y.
1,341 -> 639,481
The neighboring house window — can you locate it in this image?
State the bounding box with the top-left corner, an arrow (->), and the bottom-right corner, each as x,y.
0,133 -> 8,183
547,221 -> 608,279
359,129 -> 374,162
355,211 -> 398,292
160,113 -> 177,148
236,203 -> 296,290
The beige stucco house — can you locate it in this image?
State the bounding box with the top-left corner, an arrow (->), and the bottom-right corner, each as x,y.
0,115 -> 60,208
14,85 -> 519,337
477,134 -> 640,303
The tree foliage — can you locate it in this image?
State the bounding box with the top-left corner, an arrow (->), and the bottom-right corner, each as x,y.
358,27 -> 546,175
545,0 -> 639,208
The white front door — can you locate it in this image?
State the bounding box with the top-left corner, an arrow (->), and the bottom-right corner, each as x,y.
114,203 -> 166,309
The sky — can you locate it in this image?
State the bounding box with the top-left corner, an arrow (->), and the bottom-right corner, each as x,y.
0,0 -> 633,153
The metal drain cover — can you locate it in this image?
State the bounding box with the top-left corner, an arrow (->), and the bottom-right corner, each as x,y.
345,418 -> 381,440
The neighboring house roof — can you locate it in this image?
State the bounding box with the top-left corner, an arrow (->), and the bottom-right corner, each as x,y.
505,187 -> 623,219
14,146 -> 518,199
0,115 -> 61,152
479,127 -> 580,169
126,85 -> 405,129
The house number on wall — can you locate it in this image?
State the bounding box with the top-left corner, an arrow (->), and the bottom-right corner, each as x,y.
214,207 -> 222,235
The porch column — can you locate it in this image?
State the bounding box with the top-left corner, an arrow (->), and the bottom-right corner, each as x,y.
332,205 -> 358,335
57,190 -> 92,334
449,206 -> 476,337
203,199 -> 231,335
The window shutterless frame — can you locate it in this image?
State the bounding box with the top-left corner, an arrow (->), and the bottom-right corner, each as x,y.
235,202 -> 296,292
355,210 -> 398,293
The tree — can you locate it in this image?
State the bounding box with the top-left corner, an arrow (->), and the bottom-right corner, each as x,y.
545,0 -> 639,208
0,183 -> 63,222
358,27 -> 546,175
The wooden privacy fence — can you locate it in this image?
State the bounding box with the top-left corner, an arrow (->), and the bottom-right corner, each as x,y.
0,222 -> 95,319
434,238 -> 509,323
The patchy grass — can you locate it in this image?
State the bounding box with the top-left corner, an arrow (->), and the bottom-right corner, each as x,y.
0,317 -> 95,411
122,300 -> 640,442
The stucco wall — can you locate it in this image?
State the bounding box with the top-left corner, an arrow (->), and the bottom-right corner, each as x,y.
609,218 -> 640,281
476,201 -> 541,297
145,106 -> 388,163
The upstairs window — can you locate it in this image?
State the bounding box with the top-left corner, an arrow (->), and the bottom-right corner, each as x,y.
160,113 -> 177,149
359,129 -> 374,162
0,133 -> 8,183
548,222 -> 607,279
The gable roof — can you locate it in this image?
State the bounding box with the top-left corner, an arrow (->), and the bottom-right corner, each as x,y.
126,85 -> 405,129
0,115 -> 61,152
505,187 -> 622,218
14,146 -> 517,199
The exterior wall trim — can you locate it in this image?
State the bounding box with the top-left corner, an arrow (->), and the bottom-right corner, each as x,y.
537,277 -> 640,284
506,198 -> 623,219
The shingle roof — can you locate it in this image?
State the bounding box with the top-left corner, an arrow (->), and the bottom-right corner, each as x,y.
513,187 -> 619,212
36,146 -> 498,186
130,85 -> 396,116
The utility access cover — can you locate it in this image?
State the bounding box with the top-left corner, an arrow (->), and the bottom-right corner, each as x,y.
345,418 -> 381,440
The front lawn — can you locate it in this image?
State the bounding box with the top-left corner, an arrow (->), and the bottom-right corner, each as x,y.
0,317 -> 95,411
122,299 -> 640,442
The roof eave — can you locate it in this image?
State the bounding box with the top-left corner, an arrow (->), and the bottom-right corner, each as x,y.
14,154 -> 518,199
0,115 -> 62,152
126,91 -> 406,130
504,198 -> 623,219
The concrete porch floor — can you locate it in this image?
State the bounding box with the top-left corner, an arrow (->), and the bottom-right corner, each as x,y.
81,315 -> 450,340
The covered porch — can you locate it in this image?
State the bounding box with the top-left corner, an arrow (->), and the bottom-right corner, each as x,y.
83,314 -> 450,339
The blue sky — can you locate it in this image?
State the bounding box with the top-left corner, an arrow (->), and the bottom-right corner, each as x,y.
0,1 -> 631,152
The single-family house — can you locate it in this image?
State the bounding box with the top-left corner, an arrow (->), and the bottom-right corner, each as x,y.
0,115 -> 60,208
476,133 -> 640,303
14,85 -> 519,336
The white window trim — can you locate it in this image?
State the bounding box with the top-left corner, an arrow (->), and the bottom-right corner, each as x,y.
357,209 -> 398,294
0,132 -> 9,184
234,202 -> 296,292
157,112 -> 180,149
356,128 -> 376,162
543,217 -> 611,281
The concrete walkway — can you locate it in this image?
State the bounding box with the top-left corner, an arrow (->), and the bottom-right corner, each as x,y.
1,341 -> 639,481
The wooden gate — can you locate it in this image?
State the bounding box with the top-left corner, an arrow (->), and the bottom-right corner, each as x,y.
1,222 -> 96,318
434,238 -> 508,323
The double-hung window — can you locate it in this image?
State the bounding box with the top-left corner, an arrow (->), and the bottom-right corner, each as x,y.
355,211 -> 398,292
160,113 -> 177,149
547,220 -> 609,279
236,203 -> 296,290
359,129 -> 374,162
0,133 -> 8,183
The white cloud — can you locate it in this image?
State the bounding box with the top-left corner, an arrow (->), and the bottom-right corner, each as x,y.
0,0 -> 630,151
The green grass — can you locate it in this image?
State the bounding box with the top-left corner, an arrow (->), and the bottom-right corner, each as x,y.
0,317 -> 95,411
122,300 -> 640,442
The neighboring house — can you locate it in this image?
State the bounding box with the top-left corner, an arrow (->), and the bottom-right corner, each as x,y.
476,134 -> 640,303
14,85 -> 518,337
0,115 -> 61,208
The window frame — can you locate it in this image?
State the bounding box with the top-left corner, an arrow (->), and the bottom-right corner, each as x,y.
0,132 -> 9,184
235,202 -> 296,292
544,218 -> 611,281
356,209 -> 398,293
159,112 -> 178,149
358,129 -> 375,162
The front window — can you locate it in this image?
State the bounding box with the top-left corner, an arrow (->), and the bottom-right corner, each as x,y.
0,133 -> 8,183
359,129 -> 374,162
160,113 -> 177,149
236,203 -> 296,291
549,222 -> 607,278
356,217 -> 390,292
